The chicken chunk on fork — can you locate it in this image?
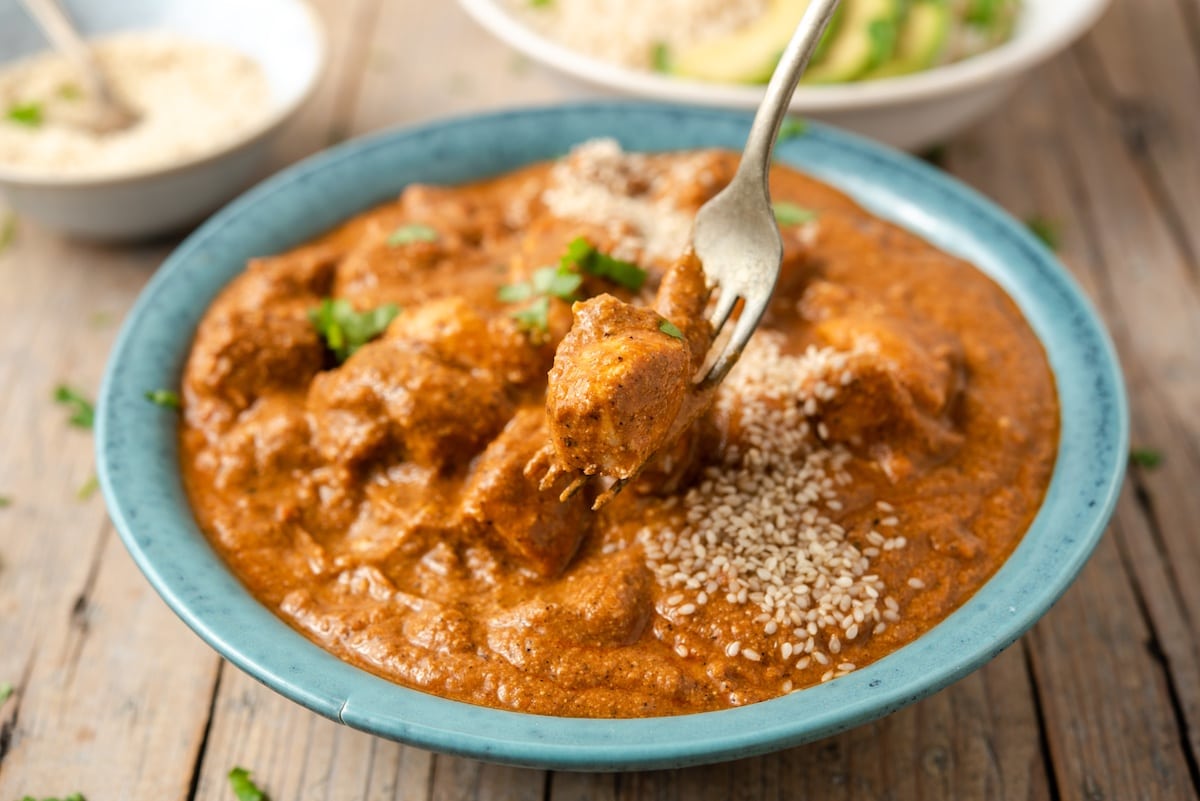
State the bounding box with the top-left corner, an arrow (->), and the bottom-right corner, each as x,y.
527,252 -> 714,507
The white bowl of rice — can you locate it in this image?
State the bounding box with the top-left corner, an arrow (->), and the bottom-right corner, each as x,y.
458,0 -> 1109,151
0,0 -> 324,240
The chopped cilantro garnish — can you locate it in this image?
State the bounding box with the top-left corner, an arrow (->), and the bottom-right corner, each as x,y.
19,794 -> 84,801
529,0 -> 552,7
773,201 -> 818,226
386,224 -> 438,247
0,496 -> 10,508
778,117 -> 809,141
651,43 -> 672,73
229,768 -> 267,801
308,299 -> 400,363
0,212 -> 15,254
920,144 -> 948,168
145,389 -> 181,410
1130,447 -> 1163,469
0,681 -> 13,702
6,101 -> 43,127
497,282 -> 534,303
58,83 -> 83,101
1026,217 -> 1061,251
511,296 -> 551,335
54,385 -> 95,429
561,237 -> 647,291
76,474 -> 98,501
531,265 -> 584,300
659,319 -> 684,339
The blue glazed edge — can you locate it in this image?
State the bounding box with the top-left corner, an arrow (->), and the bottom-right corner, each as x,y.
96,102 -> 1128,771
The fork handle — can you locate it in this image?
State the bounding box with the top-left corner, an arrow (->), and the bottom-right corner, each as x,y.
737,0 -> 842,190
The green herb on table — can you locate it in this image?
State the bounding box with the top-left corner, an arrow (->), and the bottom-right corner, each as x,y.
6,101 -> 43,127
1130,447 -> 1163,470
529,0 -> 552,7
0,496 -> 11,508
777,117 -> 809,141
773,201 -> 818,226
54,385 -> 95,429
76,474 -> 99,501
386,223 -> 438,247
0,211 -> 16,254
0,681 -> 13,703
651,42 -> 672,73
229,767 -> 267,801
659,319 -> 684,339
920,144 -> 948,168
560,236 -> 648,291
1026,217 -> 1061,251
144,389 -> 182,409
57,83 -> 83,101
19,794 -> 84,801
308,299 -> 400,363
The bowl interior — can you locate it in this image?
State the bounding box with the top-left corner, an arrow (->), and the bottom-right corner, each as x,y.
97,104 -> 1127,771
0,0 -> 321,109
456,0 -> 1110,111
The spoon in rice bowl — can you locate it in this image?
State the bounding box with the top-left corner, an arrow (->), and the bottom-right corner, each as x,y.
20,0 -> 140,133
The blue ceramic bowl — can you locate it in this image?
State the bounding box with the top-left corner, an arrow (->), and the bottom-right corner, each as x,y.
97,103 -> 1127,771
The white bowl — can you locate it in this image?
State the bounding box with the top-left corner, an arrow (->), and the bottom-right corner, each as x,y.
458,0 -> 1110,150
0,0 -> 325,240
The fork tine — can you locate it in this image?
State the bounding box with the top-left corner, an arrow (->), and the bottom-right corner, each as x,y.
707,288 -> 740,332
701,293 -> 769,387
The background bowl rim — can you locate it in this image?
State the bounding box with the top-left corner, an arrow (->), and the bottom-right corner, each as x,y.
96,101 -> 1128,771
0,0 -> 327,188
456,0 -> 1112,111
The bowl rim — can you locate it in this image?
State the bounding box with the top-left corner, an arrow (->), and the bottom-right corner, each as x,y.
456,0 -> 1111,111
0,0 -> 327,188
97,102 -> 1128,771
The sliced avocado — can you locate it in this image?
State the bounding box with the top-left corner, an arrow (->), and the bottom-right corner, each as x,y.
801,0 -> 903,84
863,0 -> 951,78
672,0 -> 814,84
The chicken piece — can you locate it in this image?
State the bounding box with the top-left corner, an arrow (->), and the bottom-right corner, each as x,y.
307,337 -> 512,470
460,409 -> 592,578
530,253 -> 714,505
814,314 -> 965,478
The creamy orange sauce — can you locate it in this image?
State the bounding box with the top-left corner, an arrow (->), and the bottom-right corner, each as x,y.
179,147 -> 1058,717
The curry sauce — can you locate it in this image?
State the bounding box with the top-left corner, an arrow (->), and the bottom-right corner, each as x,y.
180,142 -> 1058,717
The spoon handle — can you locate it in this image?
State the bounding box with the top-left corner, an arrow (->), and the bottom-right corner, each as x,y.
736,0 -> 841,190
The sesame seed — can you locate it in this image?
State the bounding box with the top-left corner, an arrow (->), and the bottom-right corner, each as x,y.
677,603 -> 697,615
726,641 -> 741,657
675,644 -> 689,658
908,578 -> 925,590
743,648 -> 762,662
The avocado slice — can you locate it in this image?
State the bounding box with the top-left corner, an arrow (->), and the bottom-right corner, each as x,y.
862,0 -> 951,78
801,0 -> 904,84
672,0 -> 815,85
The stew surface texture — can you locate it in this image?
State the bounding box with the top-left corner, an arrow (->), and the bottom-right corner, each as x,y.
180,142 -> 1059,718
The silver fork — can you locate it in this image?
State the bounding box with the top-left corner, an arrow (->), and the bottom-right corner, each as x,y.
693,0 -> 841,386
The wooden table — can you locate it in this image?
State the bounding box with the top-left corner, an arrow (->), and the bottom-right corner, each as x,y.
1,0 -> 1197,797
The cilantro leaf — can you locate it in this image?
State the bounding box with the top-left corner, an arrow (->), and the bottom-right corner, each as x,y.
561,237 -> 647,291
531,265 -> 583,300
778,117 -> 808,141
497,282 -> 534,303
77,474 -> 98,501
651,43 -> 671,73
1026,217 -> 1061,251
529,0 -> 552,6
6,102 -> 43,127
54,385 -> 95,429
308,299 -> 400,363
0,496 -> 11,508
386,224 -> 438,247
511,295 -> 551,335
145,389 -> 182,409
0,681 -> 12,703
1130,447 -> 1163,469
0,211 -> 16,254
773,201 -> 818,226
18,794 -> 84,801
659,319 -> 684,339
229,767 -> 267,801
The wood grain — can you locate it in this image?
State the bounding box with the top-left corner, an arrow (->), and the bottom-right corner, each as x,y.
2,0 -> 1199,797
